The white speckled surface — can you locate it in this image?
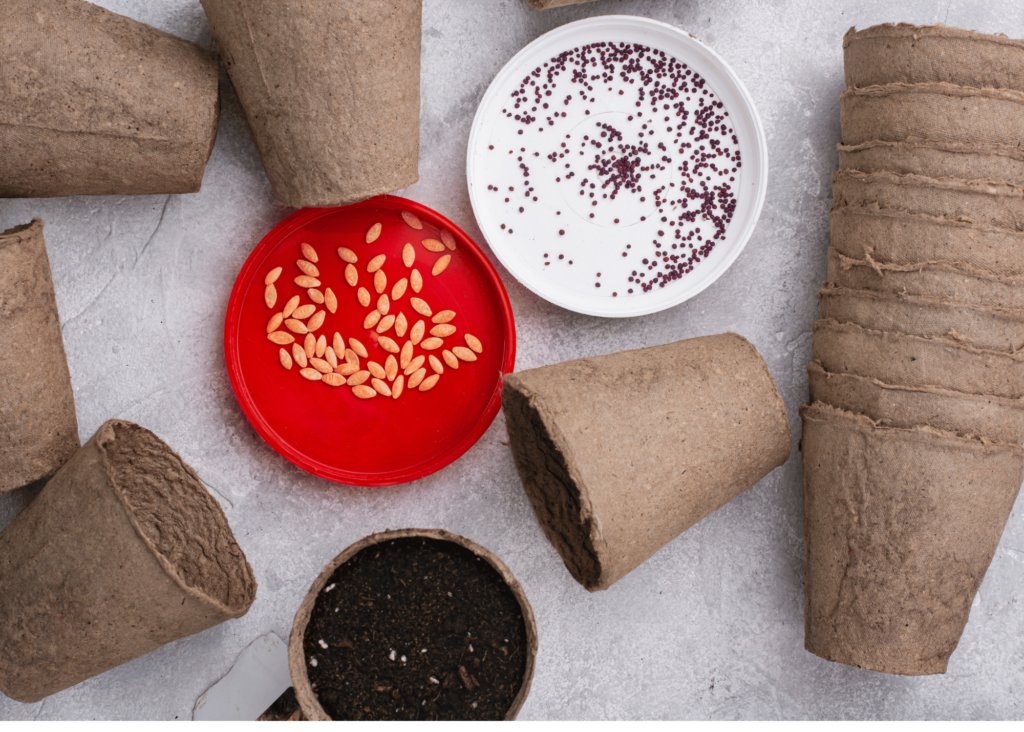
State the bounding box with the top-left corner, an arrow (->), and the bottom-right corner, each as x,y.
2,0 -> 1023,721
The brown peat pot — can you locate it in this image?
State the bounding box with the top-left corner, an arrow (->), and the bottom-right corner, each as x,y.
0,420 -> 256,702
289,529 -> 537,721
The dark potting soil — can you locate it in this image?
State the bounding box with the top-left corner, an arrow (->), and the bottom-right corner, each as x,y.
303,537 -> 529,721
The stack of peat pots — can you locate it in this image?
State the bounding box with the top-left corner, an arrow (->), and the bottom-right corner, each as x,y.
802,24 -> 1024,676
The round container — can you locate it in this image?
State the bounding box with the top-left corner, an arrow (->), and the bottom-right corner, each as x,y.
467,15 -> 768,317
288,528 -> 538,720
224,197 -> 516,486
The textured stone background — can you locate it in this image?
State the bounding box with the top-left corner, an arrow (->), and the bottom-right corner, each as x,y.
3,0 -> 1024,720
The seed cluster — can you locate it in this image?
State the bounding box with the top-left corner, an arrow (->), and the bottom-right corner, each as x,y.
263,215 -> 483,401
486,41 -> 741,296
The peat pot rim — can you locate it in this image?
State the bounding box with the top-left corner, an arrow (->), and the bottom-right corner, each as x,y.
288,528 -> 538,721
101,419 -> 256,618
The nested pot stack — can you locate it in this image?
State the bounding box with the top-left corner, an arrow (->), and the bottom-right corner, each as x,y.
803,23 -> 1024,676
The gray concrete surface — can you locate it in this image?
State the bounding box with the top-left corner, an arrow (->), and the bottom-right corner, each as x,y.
2,0 -> 1024,721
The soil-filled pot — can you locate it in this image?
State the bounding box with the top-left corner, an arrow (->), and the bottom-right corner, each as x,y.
801,402 -> 1023,675
1,0 -> 219,198
830,205 -> 1024,276
837,140 -> 1024,188
0,219 -> 78,493
200,0 -> 421,207
843,23 -> 1024,91
289,529 -> 537,721
502,333 -> 791,591
840,83 -> 1024,147
0,420 -> 257,703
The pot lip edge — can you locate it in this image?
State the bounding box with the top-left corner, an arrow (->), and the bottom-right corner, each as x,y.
287,527 -> 538,721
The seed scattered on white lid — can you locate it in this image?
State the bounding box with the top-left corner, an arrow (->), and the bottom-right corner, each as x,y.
319,639 -> 328,649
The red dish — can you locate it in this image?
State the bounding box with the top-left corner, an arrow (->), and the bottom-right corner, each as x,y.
224,196 -> 516,486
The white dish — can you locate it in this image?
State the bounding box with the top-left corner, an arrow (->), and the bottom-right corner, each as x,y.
467,15 -> 768,318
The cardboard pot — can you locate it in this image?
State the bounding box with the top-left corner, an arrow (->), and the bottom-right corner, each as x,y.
501,333 -> 791,591
811,319 -> 1024,399
0,420 -> 257,703
826,248 -> 1024,310
840,83 -> 1024,147
843,23 -> 1024,91
838,140 -> 1024,188
289,528 -> 537,721
817,284 -> 1024,352
1,0 -> 219,198
830,206 -> 1024,275
0,220 -> 78,493
807,361 -> 1024,444
831,170 -> 1024,232
200,0 -> 421,207
800,402 -> 1023,675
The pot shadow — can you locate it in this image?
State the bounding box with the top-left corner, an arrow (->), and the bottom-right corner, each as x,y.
0,475 -> 50,534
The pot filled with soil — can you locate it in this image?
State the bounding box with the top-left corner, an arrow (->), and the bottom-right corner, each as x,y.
288,529 -> 537,721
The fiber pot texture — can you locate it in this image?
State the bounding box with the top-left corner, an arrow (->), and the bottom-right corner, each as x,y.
812,319 -> 1024,400
826,249 -> 1024,310
816,284 -> 1024,352
0,220 -> 78,494
0,420 -> 256,703
839,83 -> 1024,147
200,0 -> 421,208
807,362 -> 1024,445
289,528 -> 538,721
800,402 -> 1023,675
502,333 -> 791,592
1,0 -> 220,198
830,206 -> 1024,275
831,171 -> 1024,231
843,24 -> 1024,91
838,140 -> 1024,188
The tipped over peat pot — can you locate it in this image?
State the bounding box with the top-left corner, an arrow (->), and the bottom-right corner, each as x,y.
0,219 -> 79,493
501,333 -> 791,591
289,529 -> 537,721
0,420 -> 256,703
1,0 -> 220,198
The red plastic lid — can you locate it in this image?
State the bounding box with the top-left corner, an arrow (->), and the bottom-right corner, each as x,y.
224,196 -> 517,486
